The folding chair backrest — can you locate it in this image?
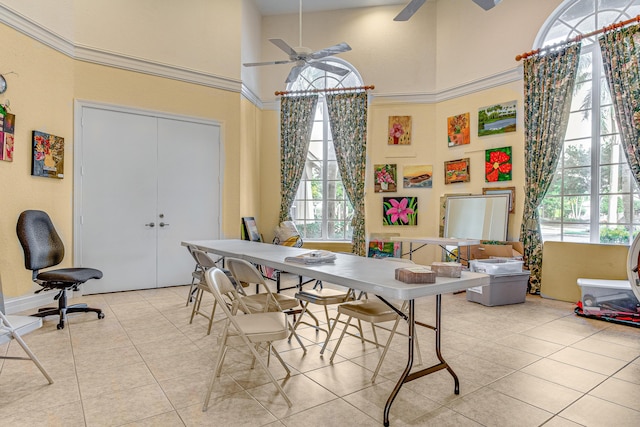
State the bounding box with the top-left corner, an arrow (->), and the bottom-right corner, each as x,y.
226,257 -> 265,287
192,249 -> 219,270
205,268 -> 250,317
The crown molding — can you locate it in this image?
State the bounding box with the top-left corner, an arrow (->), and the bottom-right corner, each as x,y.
241,84 -> 263,108
257,67 -> 523,110
0,4 -> 241,93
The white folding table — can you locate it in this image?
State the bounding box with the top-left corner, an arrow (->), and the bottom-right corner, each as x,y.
182,239 -> 489,426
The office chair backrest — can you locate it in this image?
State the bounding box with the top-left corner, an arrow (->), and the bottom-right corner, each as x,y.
16,210 -> 65,271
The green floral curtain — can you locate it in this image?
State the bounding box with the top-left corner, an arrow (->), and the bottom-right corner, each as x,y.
326,92 -> 368,256
279,95 -> 318,223
599,24 -> 640,186
521,43 -> 581,293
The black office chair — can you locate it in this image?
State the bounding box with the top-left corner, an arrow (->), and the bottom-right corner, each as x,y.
16,210 -> 104,329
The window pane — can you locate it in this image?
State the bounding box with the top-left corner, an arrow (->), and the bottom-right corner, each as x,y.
571,81 -> 591,111
308,140 -> 323,160
562,167 -> 591,194
563,223 -> 591,242
600,77 -> 612,104
563,195 -> 591,221
600,164 -> 632,193
599,194 -> 632,222
540,195 -> 562,221
561,0 -> 595,24
565,110 -> 592,140
600,105 -> 619,134
564,138 -> 591,167
599,224 -> 631,244
600,134 -> 623,164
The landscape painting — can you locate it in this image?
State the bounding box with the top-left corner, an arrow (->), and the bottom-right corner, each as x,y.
478,101 -> 516,136
403,164 -> 432,188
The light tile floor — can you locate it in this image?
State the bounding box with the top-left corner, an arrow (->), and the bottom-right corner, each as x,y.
1,279 -> 639,426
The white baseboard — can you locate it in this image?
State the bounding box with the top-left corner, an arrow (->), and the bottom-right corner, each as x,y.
4,290 -> 72,315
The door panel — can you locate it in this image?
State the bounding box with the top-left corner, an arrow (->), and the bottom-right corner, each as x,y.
80,107 -> 158,293
78,105 -> 221,294
156,118 -> 220,287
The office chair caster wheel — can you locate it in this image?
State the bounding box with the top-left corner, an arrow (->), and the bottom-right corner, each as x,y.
57,323 -> 65,330
98,312 -> 105,319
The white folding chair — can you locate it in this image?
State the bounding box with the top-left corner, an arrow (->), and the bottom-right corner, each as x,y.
202,268 -> 293,411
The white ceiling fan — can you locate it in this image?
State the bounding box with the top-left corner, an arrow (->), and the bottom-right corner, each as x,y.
394,0 -> 503,21
243,0 -> 352,83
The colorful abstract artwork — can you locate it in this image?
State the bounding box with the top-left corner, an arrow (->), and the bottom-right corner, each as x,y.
368,240 -> 402,258
485,146 -> 512,182
0,113 -> 15,162
447,113 -> 470,147
388,116 -> 412,145
403,164 -> 432,188
383,197 -> 418,226
32,131 -> 64,179
444,158 -> 470,184
374,163 -> 398,192
478,101 -> 517,136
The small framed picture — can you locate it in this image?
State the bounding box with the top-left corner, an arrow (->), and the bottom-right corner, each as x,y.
241,217 -> 262,242
32,131 -> 64,179
444,158 -> 470,184
483,186 -> 516,213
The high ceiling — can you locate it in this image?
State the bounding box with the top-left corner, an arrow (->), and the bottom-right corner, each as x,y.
253,0 -> 408,16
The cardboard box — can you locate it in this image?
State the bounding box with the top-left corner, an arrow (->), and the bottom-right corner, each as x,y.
467,271 -> 530,306
469,241 -> 524,260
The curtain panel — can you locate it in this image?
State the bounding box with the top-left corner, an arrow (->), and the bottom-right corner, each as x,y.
599,24 -> 640,187
326,92 -> 368,256
279,95 -> 319,223
521,43 -> 581,293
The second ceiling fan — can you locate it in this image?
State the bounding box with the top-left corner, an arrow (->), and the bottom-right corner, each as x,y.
243,0 -> 352,83
395,0 -> 503,21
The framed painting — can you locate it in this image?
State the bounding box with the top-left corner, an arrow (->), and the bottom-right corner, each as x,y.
241,217 -> 262,242
403,164 -> 432,188
444,158 -> 470,184
32,131 -> 64,179
374,163 -> 397,192
368,240 -> 402,258
483,186 -> 516,213
478,100 -> 517,136
0,113 -> 15,162
447,112 -> 470,147
485,146 -> 512,182
388,116 -> 412,145
383,196 -> 418,226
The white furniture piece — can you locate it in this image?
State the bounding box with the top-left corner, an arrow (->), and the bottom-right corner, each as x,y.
182,239 -> 489,426
391,236 -> 480,262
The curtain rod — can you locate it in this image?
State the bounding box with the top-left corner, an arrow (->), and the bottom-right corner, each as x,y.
516,14 -> 640,61
275,85 -> 375,96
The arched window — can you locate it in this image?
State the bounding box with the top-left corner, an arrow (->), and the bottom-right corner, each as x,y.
538,0 -> 640,244
287,58 -> 362,241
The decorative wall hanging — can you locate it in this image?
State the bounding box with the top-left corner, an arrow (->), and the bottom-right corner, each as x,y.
383,196 -> 418,226
368,239 -> 402,258
31,131 -> 64,179
0,113 -> 15,162
388,116 -> 412,145
483,186 -> 516,213
444,158 -> 470,184
447,112 -> 470,146
485,146 -> 512,182
478,101 -> 516,136
374,163 -> 397,192
403,164 -> 432,188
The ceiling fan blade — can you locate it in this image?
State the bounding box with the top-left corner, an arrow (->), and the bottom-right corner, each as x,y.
243,59 -> 295,67
394,0 -> 427,21
472,0 -> 502,10
269,38 -> 297,57
310,42 -> 352,60
309,61 -> 349,76
286,65 -> 305,83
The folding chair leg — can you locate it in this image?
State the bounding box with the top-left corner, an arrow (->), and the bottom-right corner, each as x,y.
371,318 -> 400,383
320,312 -> 342,355
203,342 -> 228,411
288,320 -> 307,354
10,329 -> 54,384
245,336 -> 293,407
329,316 -> 354,363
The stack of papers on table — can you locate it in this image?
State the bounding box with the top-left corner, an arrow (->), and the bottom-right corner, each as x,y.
285,250 -> 337,264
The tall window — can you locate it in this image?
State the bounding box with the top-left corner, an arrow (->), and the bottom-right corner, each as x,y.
288,58 -> 362,241
539,0 -> 640,245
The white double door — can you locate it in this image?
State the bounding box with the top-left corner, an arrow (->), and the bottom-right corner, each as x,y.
75,104 -> 221,294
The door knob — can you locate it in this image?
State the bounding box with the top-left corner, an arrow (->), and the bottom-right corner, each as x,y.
159,222 -> 169,227
145,222 -> 155,228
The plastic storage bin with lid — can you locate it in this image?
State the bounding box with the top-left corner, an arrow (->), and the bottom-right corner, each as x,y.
467,259 -> 529,306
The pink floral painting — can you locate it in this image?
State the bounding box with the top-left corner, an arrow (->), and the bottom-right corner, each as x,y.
374,164 -> 397,192
388,116 -> 412,145
383,197 -> 418,226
